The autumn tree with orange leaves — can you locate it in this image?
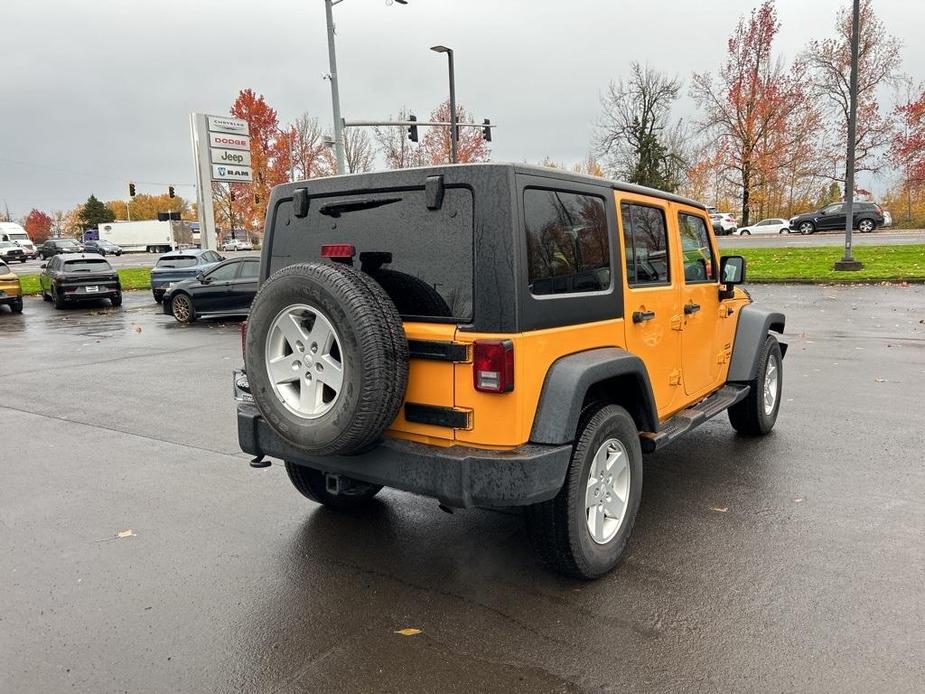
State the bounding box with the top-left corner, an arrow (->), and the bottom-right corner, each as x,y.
23,209 -> 53,244
892,88 -> 925,188
691,0 -> 819,226
421,101 -> 490,165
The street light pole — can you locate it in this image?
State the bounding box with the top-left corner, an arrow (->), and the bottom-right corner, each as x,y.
835,0 -> 863,271
431,45 -> 457,164
324,0 -> 347,175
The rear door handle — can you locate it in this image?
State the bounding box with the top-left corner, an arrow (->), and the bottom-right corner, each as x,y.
684,302 -> 701,315
632,310 -> 656,323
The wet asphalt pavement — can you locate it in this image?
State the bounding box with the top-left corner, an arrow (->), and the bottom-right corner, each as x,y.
1,285 -> 924,693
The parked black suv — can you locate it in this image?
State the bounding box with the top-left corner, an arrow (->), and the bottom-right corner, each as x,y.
39,254 -> 122,308
789,202 -> 884,235
39,238 -> 85,259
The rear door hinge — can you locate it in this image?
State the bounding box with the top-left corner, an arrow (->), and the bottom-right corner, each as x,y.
670,315 -> 684,331
669,369 -> 682,386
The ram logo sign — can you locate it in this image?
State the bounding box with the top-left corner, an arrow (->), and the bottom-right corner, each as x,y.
211,164 -> 253,182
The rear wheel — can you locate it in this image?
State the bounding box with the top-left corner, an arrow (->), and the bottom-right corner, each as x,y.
110,292 -> 123,308
858,219 -> 876,233
728,336 -> 783,436
285,462 -> 382,510
53,289 -> 64,309
526,405 -> 643,579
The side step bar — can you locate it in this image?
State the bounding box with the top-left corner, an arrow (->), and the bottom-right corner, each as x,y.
640,384 -> 750,453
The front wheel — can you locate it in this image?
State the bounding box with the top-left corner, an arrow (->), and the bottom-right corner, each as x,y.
171,293 -> 195,323
798,221 -> 815,235
525,404 -> 643,579
10,297 -> 23,313
742,230 -> 751,236
285,462 -> 382,510
728,336 -> 783,436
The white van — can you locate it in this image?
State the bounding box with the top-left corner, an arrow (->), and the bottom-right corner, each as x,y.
0,222 -> 38,259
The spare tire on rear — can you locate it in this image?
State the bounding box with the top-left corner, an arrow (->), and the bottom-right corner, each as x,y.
245,262 -> 408,456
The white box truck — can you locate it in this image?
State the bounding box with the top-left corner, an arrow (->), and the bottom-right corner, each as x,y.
96,220 -> 196,253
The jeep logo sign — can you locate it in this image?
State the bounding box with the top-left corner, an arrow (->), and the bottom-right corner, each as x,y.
208,132 -> 250,151
211,148 -> 252,167
211,164 -> 253,182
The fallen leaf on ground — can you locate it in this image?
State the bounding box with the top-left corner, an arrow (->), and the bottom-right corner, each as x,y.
710,506 -> 728,513
793,497 -> 804,503
394,628 -> 422,637
117,529 -> 137,538
133,326 -> 142,333
874,378 -> 886,383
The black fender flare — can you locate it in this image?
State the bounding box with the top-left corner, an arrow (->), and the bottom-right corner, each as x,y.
727,305 -> 786,382
530,348 -> 659,445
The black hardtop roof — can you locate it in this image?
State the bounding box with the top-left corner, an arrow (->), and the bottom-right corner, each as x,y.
284,162 -> 705,210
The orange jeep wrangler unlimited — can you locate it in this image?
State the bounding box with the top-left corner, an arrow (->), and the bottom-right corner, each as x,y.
235,164 -> 786,578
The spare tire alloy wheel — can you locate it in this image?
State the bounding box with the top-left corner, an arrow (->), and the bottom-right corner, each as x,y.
265,304 -> 343,419
246,263 -> 408,457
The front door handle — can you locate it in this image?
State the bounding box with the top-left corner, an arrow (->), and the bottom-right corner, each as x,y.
632,310 -> 656,323
684,302 -> 701,315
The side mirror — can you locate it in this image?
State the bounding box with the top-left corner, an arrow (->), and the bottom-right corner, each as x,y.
720,255 -> 745,285
198,272 -> 211,283
40,263 -> 47,269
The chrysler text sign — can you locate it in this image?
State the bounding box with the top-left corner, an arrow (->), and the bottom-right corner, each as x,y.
207,116 -> 249,135
211,148 -> 252,167
208,132 -> 250,151
212,164 -> 253,182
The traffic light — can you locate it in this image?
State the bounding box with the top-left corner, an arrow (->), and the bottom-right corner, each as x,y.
254,193 -> 260,205
482,119 -> 492,142
129,182 -> 136,197
407,114 -> 418,143
229,189 -> 236,202
168,186 -> 175,198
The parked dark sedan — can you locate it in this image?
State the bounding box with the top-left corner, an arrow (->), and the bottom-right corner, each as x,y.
82,239 -> 123,256
39,238 -> 84,259
150,248 -> 224,303
789,202 -> 885,235
0,241 -> 26,263
40,254 -> 122,309
162,257 -> 259,323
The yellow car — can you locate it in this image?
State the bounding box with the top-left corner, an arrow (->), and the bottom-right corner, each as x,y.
0,260 -> 23,313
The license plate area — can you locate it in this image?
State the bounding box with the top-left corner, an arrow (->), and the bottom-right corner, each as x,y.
84,286 -> 99,293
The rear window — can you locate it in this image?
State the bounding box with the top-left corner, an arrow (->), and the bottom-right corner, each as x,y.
156,256 -> 198,268
63,259 -> 112,272
273,188 -> 474,320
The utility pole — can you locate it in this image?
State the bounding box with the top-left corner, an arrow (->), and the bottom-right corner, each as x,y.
835,0 -> 863,271
324,0 -> 347,175
431,45 -> 457,164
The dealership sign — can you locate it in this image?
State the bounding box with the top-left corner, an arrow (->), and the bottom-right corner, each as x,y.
208,131 -> 250,151
211,164 -> 253,182
211,148 -> 251,167
207,116 -> 249,135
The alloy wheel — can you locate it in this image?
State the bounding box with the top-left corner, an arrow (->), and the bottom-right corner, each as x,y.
585,438 -> 631,545
264,303 -> 344,420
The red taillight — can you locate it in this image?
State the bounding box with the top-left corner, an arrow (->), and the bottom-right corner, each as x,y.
473,340 -> 514,393
240,321 -> 247,361
320,243 -> 356,259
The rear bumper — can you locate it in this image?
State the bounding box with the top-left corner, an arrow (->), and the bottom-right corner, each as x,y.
236,403 -> 571,509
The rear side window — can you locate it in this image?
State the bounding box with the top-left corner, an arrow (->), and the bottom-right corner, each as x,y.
157,256 -> 197,268
621,203 -> 670,286
524,189 -> 611,296
678,213 -> 717,283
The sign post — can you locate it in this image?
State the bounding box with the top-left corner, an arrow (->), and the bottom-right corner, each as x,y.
189,112 -> 252,251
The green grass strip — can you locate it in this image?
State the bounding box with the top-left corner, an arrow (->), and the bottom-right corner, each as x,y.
19,268 -> 152,295
727,244 -> 925,283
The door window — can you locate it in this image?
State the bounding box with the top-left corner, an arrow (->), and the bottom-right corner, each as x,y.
620,203 -> 670,286
239,261 -> 259,279
678,213 -> 717,283
822,204 -> 843,214
523,189 -> 611,295
205,262 -> 240,281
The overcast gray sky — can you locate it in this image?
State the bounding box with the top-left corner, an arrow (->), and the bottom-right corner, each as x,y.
1,0 -> 922,218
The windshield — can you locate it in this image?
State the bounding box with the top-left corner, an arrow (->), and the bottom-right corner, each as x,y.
8,233 -> 29,242
156,256 -> 198,269
58,240 -> 79,247
0,242 -> 15,249
63,259 -> 112,272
